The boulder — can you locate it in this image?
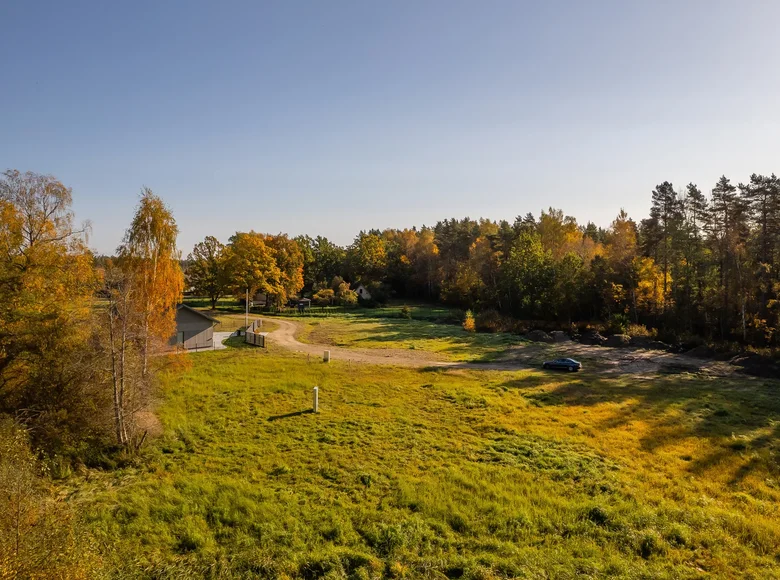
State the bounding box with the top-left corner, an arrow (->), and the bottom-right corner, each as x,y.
579,331 -> 607,346
605,334 -> 631,347
629,336 -> 651,347
550,330 -> 570,343
526,330 -> 553,343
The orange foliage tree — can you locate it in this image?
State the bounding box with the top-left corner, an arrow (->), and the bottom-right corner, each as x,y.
118,188 -> 184,376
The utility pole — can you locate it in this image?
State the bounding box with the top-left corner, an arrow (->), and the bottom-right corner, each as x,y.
245,287 -> 249,329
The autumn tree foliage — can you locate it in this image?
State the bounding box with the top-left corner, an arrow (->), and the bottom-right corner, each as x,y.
262,233 -> 304,305
118,189 -> 184,375
280,173 -> 780,346
224,231 -> 281,301
0,170 -> 100,449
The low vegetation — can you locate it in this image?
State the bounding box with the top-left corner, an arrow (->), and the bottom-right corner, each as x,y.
72,342 -> 780,578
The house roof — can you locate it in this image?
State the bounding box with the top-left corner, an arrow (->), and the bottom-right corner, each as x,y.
176,303 -> 218,324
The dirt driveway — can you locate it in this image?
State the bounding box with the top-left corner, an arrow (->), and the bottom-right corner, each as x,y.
265,319 -> 734,376
266,319 -> 457,367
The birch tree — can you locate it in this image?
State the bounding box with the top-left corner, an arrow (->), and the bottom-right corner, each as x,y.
118,189 -> 184,376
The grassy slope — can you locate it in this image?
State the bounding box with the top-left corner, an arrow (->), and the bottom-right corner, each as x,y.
74,342 -> 780,578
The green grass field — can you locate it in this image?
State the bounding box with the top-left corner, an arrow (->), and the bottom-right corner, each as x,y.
188,299 -> 521,363
294,316 -> 520,363
69,313 -> 780,578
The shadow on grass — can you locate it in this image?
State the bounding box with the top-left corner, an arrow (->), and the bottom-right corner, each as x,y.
267,409 -> 314,422
514,372 -> 780,480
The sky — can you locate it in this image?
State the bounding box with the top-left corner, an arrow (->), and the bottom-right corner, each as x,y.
2,1 -> 779,255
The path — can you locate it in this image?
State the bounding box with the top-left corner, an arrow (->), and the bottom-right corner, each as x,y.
264,319 -> 736,376
266,319 -> 462,367
213,331 -> 235,350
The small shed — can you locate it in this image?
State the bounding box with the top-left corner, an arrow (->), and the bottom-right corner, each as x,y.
171,304 -> 217,350
241,292 -> 268,308
354,284 -> 372,300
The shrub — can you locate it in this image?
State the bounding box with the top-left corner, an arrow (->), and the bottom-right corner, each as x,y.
475,310 -> 504,333
336,282 -> 358,307
627,323 -> 656,338
0,418 -> 100,577
399,305 -> 412,319
463,310 -> 476,332
313,288 -> 335,306
359,282 -> 392,306
606,313 -> 630,334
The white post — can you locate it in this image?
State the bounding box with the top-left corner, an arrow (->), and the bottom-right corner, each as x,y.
313,386 -> 319,413
323,350 -> 330,363
245,287 -> 249,329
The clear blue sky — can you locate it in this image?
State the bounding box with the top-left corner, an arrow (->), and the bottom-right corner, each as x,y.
2,1 -> 779,255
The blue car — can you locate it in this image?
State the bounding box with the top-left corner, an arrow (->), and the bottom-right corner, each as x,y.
542,358 -> 582,372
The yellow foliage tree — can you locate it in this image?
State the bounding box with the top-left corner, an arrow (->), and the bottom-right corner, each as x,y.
0,171 -> 98,428
263,233 -> 304,305
118,188 -> 184,375
224,231 -> 282,300
633,256 -> 671,316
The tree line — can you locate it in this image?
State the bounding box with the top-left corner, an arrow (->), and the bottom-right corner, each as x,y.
187,174 -> 780,347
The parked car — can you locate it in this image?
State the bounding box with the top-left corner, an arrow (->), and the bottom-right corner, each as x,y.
542,358 -> 582,372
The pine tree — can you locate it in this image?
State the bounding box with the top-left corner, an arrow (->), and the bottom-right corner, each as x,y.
707,176 -> 749,339
641,182 -> 683,315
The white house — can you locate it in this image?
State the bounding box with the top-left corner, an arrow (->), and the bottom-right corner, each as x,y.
354,284 -> 372,300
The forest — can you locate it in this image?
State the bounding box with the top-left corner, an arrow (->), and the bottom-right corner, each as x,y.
186,174 -> 780,348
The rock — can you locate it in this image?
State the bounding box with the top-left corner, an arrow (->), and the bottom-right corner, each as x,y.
605,334 -> 631,347
550,330 -> 570,343
646,340 -> 671,351
579,331 -> 607,346
629,336 -> 651,347
527,330 -> 553,343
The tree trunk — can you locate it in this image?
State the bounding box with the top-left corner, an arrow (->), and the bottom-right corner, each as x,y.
107,306 -> 126,447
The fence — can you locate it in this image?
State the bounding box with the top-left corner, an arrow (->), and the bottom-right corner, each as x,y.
245,319 -> 267,348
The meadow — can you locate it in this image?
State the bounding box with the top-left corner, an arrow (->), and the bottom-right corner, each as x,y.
191,299 -> 522,363
69,312 -> 780,579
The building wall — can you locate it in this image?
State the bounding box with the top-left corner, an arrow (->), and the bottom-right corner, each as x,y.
355,285 -> 372,300
171,308 -> 214,350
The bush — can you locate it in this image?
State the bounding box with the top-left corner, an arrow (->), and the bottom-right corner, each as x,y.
359,282 -> 392,307
336,282 -> 358,307
627,323 -> 656,338
0,418 -> 101,577
399,305 -> 412,319
463,310 -> 476,332
313,288 -> 335,306
475,310 -> 504,333
606,313 -> 630,335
